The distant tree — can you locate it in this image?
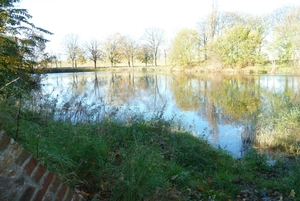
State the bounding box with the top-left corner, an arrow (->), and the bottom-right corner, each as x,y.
102,33 -> 123,67
142,27 -> 164,66
214,24 -> 264,68
85,38 -> 102,68
76,48 -> 87,66
161,40 -> 171,66
39,53 -> 56,67
52,53 -> 62,68
268,6 -> 300,68
197,0 -> 222,61
62,34 -> 81,67
121,35 -> 138,67
137,45 -> 153,66
169,28 -> 200,68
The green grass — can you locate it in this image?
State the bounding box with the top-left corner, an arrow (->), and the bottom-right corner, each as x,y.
1,99 -> 300,201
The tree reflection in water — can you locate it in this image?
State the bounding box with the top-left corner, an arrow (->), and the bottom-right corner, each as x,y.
35,72 -> 300,157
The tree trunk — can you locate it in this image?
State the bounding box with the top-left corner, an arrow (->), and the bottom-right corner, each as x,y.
94,60 -> 97,68
131,55 -> 134,67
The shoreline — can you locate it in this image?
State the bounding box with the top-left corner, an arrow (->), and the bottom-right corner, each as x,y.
35,65 -> 298,75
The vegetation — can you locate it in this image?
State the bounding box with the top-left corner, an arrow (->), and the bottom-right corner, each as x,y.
1,96 -> 300,201
1,1 -> 300,201
0,0 -> 51,96
255,94 -> 300,155
169,28 -> 200,68
50,3 -> 300,72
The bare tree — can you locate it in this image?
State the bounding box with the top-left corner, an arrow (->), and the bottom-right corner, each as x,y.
197,0 -> 222,61
85,38 -> 102,68
122,35 -> 139,67
142,27 -> 164,67
62,34 -> 81,67
102,33 -> 123,67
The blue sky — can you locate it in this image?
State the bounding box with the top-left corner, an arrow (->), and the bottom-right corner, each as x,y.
17,0 -> 300,55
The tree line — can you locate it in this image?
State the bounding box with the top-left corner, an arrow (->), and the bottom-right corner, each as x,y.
57,28 -> 165,68
2,0 -> 300,76
172,4 -> 300,70
38,4 -> 299,70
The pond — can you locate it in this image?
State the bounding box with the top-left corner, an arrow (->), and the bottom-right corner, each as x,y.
35,71 -> 300,157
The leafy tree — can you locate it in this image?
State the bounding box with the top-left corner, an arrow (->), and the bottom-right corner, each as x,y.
136,45 -> 153,67
142,27 -> 164,67
169,28 -> 200,68
214,24 -> 264,68
0,0 -> 52,95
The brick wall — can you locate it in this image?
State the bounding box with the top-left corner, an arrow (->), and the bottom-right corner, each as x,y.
0,128 -> 85,201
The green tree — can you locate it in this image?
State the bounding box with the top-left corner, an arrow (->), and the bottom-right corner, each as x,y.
0,0 -> 52,95
136,45 -> 153,67
214,24 -> 264,68
169,28 -> 200,68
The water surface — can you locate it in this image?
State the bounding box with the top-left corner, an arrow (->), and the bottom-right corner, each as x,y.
36,72 -> 300,157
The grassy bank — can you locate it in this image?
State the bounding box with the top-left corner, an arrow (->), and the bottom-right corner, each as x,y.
0,99 -> 299,201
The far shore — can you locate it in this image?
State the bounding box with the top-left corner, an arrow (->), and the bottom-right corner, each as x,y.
36,65 -> 298,75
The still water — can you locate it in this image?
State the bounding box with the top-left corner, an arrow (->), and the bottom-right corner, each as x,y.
36,71 -> 300,157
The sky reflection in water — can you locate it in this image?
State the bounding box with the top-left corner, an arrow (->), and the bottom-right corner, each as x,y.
38,72 -> 300,158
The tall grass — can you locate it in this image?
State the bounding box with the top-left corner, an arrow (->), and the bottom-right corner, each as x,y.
255,94 -> 300,155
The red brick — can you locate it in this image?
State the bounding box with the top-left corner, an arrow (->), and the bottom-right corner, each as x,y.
55,184 -> 68,201
0,133 -> 11,151
33,172 -> 54,201
15,150 -> 31,166
25,157 -> 38,176
49,176 -> 61,192
33,164 -> 47,182
42,172 -> 54,188
43,193 -> 54,201
20,186 -> 35,201
65,188 -> 74,201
